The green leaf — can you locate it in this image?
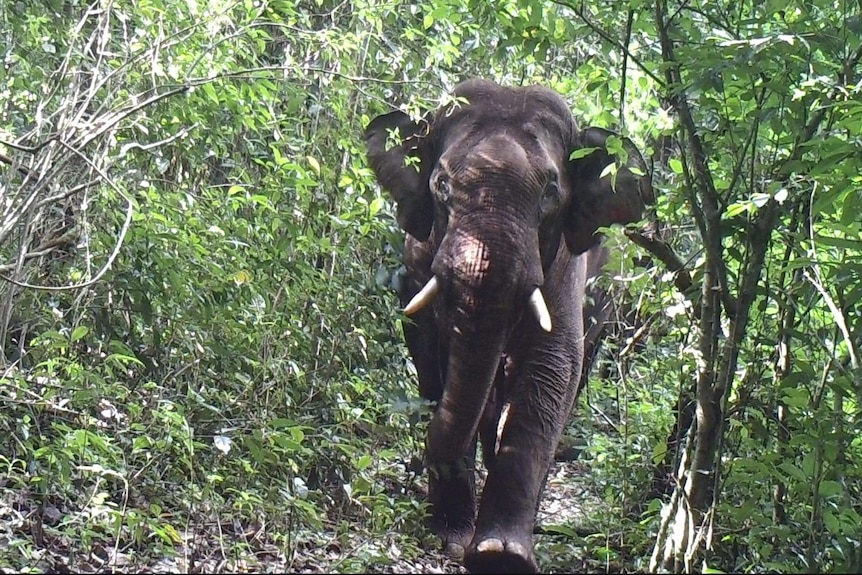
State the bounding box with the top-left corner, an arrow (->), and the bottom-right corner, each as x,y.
823,509 -> 842,535
570,147 -> 598,160
814,235 -> 862,250
777,461 -> 807,482
818,480 -> 843,497
307,156 -> 321,174
599,162 -> 616,180
70,326 -> 89,342
272,435 -> 303,453
725,201 -> 750,218
105,353 -> 145,367
269,418 -> 297,429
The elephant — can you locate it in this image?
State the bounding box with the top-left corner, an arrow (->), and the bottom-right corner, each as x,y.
364,79 -> 653,573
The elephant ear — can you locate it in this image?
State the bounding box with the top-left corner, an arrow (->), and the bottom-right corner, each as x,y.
364,110 -> 434,240
564,127 -> 654,254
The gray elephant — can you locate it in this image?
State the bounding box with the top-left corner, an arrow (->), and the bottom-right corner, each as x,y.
364,79 -> 653,573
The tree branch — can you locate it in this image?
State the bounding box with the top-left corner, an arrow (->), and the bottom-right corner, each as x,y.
625,229 -> 694,296
0,143 -> 133,292
654,1 -> 737,319
549,0 -> 666,88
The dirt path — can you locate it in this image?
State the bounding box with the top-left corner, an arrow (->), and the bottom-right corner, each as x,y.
1,459 -> 600,574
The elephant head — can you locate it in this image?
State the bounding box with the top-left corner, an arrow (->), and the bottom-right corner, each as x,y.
365,79 -> 652,573
367,79 -> 651,323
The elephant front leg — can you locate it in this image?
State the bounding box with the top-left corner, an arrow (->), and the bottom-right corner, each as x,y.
407,318 -> 478,557
466,344 -> 581,574
405,319 -> 476,557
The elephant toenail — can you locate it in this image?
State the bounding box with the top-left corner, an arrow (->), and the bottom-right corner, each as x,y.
476,538 -> 505,553
506,541 -> 529,557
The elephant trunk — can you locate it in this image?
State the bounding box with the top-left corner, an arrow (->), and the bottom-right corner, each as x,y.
424,219 -> 542,463
426,321 -> 506,462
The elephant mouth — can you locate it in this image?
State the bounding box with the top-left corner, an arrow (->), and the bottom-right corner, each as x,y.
403,276 -> 552,333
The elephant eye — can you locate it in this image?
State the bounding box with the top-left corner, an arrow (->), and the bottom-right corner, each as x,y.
540,177 -> 561,216
432,173 -> 451,203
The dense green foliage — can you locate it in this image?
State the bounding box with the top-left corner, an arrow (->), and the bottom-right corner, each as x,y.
1,0 -> 860,572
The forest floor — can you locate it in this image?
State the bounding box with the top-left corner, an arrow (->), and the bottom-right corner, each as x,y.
1,457 -> 602,574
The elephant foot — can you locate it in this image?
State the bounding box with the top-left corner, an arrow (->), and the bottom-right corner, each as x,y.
440,528 -> 473,560
428,515 -> 474,560
464,536 -> 537,574
426,457 -> 477,560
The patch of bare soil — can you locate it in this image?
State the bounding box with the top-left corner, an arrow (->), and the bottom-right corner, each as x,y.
539,459 -> 601,531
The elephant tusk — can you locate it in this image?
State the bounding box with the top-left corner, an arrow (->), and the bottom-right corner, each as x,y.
404,276 -> 440,315
528,287 -> 552,332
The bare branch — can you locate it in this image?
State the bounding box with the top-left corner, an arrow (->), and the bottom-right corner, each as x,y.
35,180 -> 100,209
625,229 -> 693,296
0,142 -> 133,292
805,184 -> 860,371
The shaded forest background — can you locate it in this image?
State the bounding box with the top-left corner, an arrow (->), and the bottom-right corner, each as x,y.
1,0 -> 861,572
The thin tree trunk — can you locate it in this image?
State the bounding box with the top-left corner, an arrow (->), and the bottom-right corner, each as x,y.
771,208 -> 801,527
648,0 -> 783,568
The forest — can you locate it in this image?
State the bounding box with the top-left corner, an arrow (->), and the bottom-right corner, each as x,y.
1,0 -> 861,573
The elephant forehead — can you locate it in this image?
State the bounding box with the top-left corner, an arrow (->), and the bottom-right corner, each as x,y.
440,132 -> 553,182
470,134 -> 529,166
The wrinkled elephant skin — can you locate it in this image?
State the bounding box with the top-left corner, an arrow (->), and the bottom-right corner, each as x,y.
364,79 -> 653,573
